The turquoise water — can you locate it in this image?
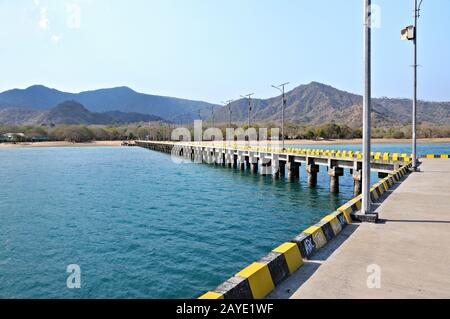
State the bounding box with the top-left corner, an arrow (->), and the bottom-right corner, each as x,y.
0,143 -> 448,298
286,143 -> 450,155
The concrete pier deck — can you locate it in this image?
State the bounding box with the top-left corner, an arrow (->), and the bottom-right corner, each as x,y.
270,158 -> 450,299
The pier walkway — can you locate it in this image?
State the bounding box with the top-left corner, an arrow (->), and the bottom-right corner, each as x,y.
269,158 -> 450,298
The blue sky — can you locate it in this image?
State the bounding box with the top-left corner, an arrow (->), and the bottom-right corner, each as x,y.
1,0 -> 449,102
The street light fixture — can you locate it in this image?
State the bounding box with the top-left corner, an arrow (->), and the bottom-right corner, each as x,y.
272,82 -> 290,151
401,0 -> 424,171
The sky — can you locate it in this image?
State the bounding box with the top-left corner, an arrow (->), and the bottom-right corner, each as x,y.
1,0 -> 449,103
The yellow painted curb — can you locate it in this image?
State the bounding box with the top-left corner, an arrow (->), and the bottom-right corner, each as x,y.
322,215 -> 342,236
303,226 -> 328,249
273,242 -> 304,274
198,291 -> 224,299
236,262 -> 275,299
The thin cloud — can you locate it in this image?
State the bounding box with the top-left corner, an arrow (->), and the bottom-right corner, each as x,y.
65,3 -> 81,29
51,34 -> 63,44
38,7 -> 49,30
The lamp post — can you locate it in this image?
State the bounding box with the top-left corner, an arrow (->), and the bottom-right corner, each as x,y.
362,0 -> 372,216
272,82 -> 289,150
211,105 -> 215,128
401,0 -> 423,171
222,99 -> 234,128
241,93 -> 254,128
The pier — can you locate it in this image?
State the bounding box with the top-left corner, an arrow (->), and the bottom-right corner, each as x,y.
135,141 -> 411,196
136,141 -> 449,299
269,158 -> 450,298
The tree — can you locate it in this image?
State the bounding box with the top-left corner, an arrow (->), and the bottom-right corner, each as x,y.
51,126 -> 94,143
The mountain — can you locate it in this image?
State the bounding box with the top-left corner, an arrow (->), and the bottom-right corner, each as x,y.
1,82 -> 449,127
211,82 -> 450,127
0,85 -> 218,123
0,101 -> 165,125
0,107 -> 42,125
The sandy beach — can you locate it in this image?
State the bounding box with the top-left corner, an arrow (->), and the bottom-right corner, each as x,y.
0,140 -> 124,149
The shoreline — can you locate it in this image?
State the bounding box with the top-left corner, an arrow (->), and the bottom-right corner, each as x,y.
0,141 -> 124,149
0,138 -> 449,149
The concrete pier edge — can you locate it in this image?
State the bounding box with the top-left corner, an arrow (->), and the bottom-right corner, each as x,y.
199,162 -> 414,299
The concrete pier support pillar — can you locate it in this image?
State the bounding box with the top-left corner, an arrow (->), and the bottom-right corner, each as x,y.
279,162 -> 286,177
261,162 -> 271,176
238,155 -> 245,171
226,151 -> 233,168
203,149 -> 210,164
208,149 -> 214,164
245,157 -> 251,170
328,167 -> 344,193
215,150 -> 220,165
287,162 -> 300,180
194,148 -> 202,163
353,170 -> 363,196
249,152 -> 259,173
202,150 -> 207,163
233,155 -> 238,169
272,165 -> 280,178
271,156 -> 280,178
307,164 -> 320,188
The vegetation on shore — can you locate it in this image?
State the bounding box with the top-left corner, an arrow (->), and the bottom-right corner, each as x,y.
1,122 -> 449,143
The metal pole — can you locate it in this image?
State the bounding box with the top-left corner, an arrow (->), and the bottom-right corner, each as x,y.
211,106 -> 215,128
272,82 -> 289,151
282,86 -> 285,151
222,99 -> 234,128
241,94 -> 254,128
412,0 -> 418,170
248,97 -> 251,128
362,0 -> 372,215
